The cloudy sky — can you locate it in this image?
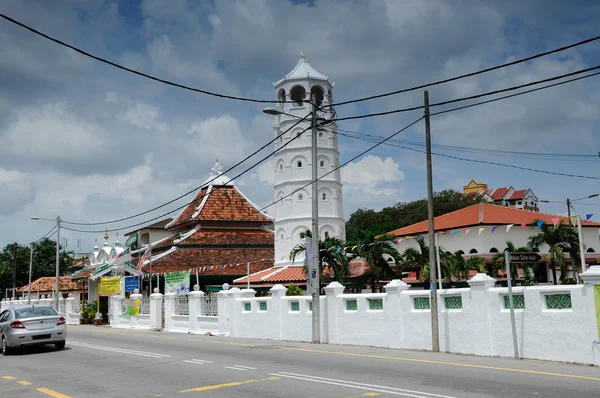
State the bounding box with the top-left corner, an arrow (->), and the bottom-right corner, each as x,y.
1,0 -> 599,251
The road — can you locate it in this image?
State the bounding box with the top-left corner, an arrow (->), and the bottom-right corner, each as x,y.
1,326 -> 599,397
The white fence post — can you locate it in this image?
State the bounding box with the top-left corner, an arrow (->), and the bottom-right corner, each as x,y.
111,295 -> 124,327
227,288 -> 243,337
218,289 -> 230,335
384,279 -> 409,349
467,273 -> 497,356
65,294 -> 78,325
269,284 -> 286,341
188,285 -> 204,333
324,282 -> 344,344
130,291 -> 143,328
163,291 -> 176,331
149,288 -> 163,330
580,265 -> 600,365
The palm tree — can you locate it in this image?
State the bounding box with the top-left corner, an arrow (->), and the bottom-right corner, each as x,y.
443,251 -> 487,282
350,234 -> 403,293
402,237 -> 429,280
527,220 -> 579,285
492,241 -> 530,280
289,230 -> 350,283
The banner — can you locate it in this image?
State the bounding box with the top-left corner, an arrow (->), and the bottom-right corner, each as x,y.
595,286 -> 600,340
98,276 -> 121,296
125,299 -> 140,317
124,276 -> 140,293
165,270 -> 191,295
125,233 -> 138,248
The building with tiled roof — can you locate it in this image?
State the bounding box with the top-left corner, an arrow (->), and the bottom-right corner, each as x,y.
386,202 -> 600,284
138,161 -> 276,291
463,180 -> 539,212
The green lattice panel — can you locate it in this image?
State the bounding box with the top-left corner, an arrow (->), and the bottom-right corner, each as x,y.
244,302 -> 251,312
444,295 -> 462,309
368,298 -> 383,310
503,295 -> 525,309
414,297 -> 430,310
346,299 -> 358,311
290,301 -> 300,312
545,294 -> 572,309
259,301 -> 267,311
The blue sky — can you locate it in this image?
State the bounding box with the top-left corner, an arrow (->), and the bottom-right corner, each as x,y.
0,0 -> 599,251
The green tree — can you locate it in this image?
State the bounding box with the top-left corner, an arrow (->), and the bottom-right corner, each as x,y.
285,284 -> 304,296
443,251 -> 486,282
350,235 -> 403,292
289,230 -> 350,283
527,220 -> 579,285
491,241 -> 530,280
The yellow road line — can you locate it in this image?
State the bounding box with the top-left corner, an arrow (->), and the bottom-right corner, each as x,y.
17,380 -> 32,386
2,376 -> 16,380
180,376 -> 279,393
281,347 -> 600,382
36,388 -> 72,398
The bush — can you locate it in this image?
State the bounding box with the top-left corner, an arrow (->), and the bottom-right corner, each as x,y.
286,284 -> 304,296
80,300 -> 97,321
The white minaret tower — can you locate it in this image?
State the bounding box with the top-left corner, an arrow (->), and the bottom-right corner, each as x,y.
271,53 -> 345,267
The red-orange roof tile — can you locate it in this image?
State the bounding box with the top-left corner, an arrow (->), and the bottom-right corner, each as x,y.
489,187 -> 509,200
18,277 -> 81,293
386,203 -> 600,237
508,189 -> 528,200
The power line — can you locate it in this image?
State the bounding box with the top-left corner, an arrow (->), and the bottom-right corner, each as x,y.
61,123 -> 317,233
33,225 -> 57,243
0,13 -> 282,104
62,112 -> 315,226
330,35 -> 600,107
334,65 -> 600,122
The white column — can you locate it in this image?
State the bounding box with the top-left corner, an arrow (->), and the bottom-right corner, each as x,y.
269,284 -> 286,341
65,294 -> 77,325
580,265 -> 600,351
241,288 -> 256,298
130,291 -> 143,328
227,288 -> 243,337
188,285 -> 204,333
384,279 -> 410,349
149,288 -> 163,331
217,289 -> 230,336
111,295 -> 124,327
467,273 -> 497,356
323,282 -> 344,344
163,292 -> 176,331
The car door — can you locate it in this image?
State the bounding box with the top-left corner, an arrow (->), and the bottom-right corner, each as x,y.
0,310 -> 10,336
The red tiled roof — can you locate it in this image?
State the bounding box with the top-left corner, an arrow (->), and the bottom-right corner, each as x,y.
487,187 -> 509,200
508,189 -> 528,200
70,267 -> 94,281
18,277 -> 80,293
386,203 -> 600,237
168,186 -> 272,229
179,229 -> 274,246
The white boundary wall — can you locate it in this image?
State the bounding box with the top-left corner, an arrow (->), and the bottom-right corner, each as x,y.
223,266 -> 600,366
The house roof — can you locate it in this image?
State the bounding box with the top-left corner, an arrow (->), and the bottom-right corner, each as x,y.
386,202 -> 600,237
124,218 -> 173,236
275,52 -> 330,86
486,187 -> 510,201
18,277 -> 80,293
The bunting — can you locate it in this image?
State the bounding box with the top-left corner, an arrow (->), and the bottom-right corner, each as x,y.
452,230 -> 459,236
491,226 -> 498,234
521,223 -> 526,230
506,224 -> 514,232
537,220 -> 544,230
478,228 -> 485,235
465,229 -> 471,235
586,214 -> 594,221
552,217 -> 560,227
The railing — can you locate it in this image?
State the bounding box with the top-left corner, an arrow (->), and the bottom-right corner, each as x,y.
174,296 -> 189,316
140,298 -> 150,315
200,296 -> 218,316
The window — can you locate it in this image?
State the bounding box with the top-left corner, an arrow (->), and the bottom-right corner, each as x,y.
489,248 -> 499,253
296,131 -> 302,138
297,160 -> 303,168
298,193 -> 303,201
469,249 -> 478,254
324,231 -> 330,238
320,160 -> 325,167
290,85 -> 306,107
322,193 -> 327,200
318,132 -> 324,138
15,307 -> 57,317
0,311 -> 9,323
279,164 -> 283,171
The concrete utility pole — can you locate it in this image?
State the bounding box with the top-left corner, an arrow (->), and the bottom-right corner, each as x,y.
55,215 -> 61,312
13,242 -> 18,299
424,91 -> 439,352
28,243 -> 33,304
310,93 -> 321,344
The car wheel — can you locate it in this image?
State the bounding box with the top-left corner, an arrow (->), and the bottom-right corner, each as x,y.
55,341 -> 65,350
1,336 -> 10,356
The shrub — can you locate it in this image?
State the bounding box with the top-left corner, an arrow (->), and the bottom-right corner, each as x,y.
286,284 -> 304,296
80,300 -> 97,320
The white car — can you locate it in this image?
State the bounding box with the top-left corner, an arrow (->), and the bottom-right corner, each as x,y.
0,305 -> 67,355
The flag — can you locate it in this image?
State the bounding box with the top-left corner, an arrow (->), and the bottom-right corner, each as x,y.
521,223 -> 526,230
492,226 -> 498,234
137,245 -> 151,272
465,229 -> 471,235
397,239 -> 403,244
537,220 -> 544,230
586,214 -> 594,221
570,216 -> 579,224
506,224 -> 514,232
478,228 -> 485,236
452,230 -> 459,236
552,218 -> 560,227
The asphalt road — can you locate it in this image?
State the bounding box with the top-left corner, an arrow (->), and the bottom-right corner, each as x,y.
1,326 -> 599,397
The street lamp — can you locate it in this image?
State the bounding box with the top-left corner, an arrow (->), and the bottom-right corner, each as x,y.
31,216 -> 61,311
263,96 -> 321,343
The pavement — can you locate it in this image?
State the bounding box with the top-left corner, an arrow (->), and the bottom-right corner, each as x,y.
1,325 -> 599,397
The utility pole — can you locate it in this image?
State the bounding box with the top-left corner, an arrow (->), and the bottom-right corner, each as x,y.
424,90 -> 439,352
310,93 -> 321,344
13,242 -> 17,299
28,243 -> 33,304
566,198 -> 577,281
55,215 -> 61,312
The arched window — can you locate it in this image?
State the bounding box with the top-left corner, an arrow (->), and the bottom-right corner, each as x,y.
279,163 -> 283,171
322,193 -> 327,200
318,131 -> 324,139
310,85 -> 324,105
291,85 -> 306,107
587,248 -> 596,253
469,249 -> 478,254
328,89 -> 333,103
296,131 -> 302,138
298,193 -> 303,201
457,250 -> 465,255
297,160 -> 303,168
489,247 -> 499,253
277,88 -> 286,106
319,160 -> 325,168
325,231 -> 330,238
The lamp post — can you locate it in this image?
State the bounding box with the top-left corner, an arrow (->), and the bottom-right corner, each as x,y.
264,98 -> 321,343
27,242 -> 33,304
31,216 -> 61,311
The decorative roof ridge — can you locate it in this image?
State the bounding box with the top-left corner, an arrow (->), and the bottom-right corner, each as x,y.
146,246 -> 177,265
173,225 -> 202,244
192,184 -> 213,220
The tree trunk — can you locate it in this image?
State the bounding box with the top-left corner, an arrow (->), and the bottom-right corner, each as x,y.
371,274 -> 376,293
551,252 -> 557,285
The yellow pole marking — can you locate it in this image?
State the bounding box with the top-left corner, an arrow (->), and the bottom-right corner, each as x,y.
281,347 -> 600,382
2,376 -> 16,380
36,388 -> 72,398
180,377 -> 279,393
17,380 -> 32,386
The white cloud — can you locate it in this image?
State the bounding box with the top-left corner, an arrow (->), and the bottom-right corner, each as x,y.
0,169 -> 35,215
341,155 -> 405,195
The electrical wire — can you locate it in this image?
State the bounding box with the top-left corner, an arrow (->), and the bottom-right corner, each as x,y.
334,65 -> 600,122
33,225 -> 57,243
62,112 -> 314,226
329,35 -> 600,107
60,122 -> 319,233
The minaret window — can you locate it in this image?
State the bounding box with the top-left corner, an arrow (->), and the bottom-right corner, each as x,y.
291,85 -> 306,107
298,193 -> 303,201
322,193 -> 327,200
279,164 -> 283,171
310,85 -> 324,105
318,132 -> 324,139
325,231 -> 330,238
297,160 -> 303,168
319,160 -> 325,168
277,88 -> 286,106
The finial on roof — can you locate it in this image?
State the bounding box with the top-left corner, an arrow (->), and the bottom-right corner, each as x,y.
104,230 -> 109,241
299,52 -> 306,61
211,160 -> 223,176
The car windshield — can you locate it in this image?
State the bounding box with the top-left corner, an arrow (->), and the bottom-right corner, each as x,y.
15,307 -> 58,318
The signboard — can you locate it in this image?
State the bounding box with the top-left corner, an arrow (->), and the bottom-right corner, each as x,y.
124,276 -> 140,293
165,270 -> 191,295
98,276 -> 121,296
125,299 -> 140,317
509,253 -> 542,263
